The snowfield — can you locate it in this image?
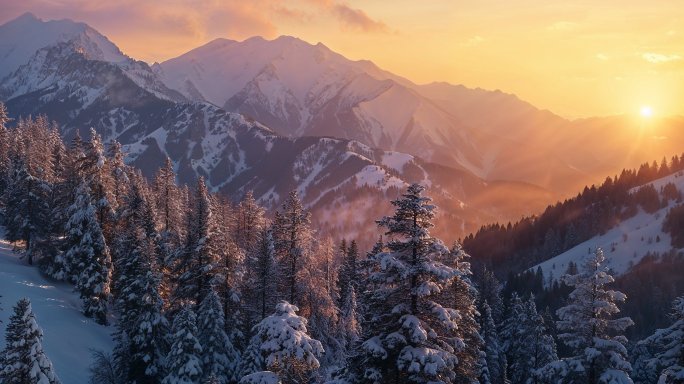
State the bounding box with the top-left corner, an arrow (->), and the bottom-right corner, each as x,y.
534,171 -> 684,285
0,235 -> 113,383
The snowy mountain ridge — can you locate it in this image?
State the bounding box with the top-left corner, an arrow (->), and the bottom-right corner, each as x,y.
533,170 -> 684,284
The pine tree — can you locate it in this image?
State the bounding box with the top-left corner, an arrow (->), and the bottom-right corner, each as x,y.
480,302 -> 506,384
197,289 -> 240,384
153,158 -> 182,303
337,240 -> 358,308
247,301 -> 324,384
636,296 -> 684,383
163,306 -> 203,384
540,248 -> 634,384
0,298 -> 61,384
340,284 -> 361,352
212,195 -> 247,352
66,180 -> 112,325
440,243 -> 482,384
504,295 -> 557,384
80,128 -> 115,246
234,190 -> 265,252
174,177 -> 219,306
245,227 -> 278,322
272,190 -> 312,306
112,188 -> 169,384
501,293 -> 524,382
2,156 -> 51,265
476,267 -> 504,325
346,184 -> 462,383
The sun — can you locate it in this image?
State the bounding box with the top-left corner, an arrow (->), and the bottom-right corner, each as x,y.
640,105 -> 653,118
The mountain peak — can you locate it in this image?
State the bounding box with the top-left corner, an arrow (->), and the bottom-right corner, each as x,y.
11,12 -> 40,23
0,12 -> 128,79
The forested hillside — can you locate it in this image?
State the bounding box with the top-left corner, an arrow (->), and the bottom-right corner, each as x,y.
0,102 -> 682,383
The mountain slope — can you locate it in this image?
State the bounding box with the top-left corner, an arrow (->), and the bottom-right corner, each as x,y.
534,170 -> 684,283
0,235 -> 113,383
157,35 -> 684,195
0,15 -> 556,242
155,36 -> 578,186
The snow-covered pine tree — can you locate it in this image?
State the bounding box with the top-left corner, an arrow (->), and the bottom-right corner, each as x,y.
272,190 -> 312,306
38,133 -> 70,276
340,283 -> 361,352
501,293 -> 524,382
238,334 -> 267,380
505,295 -> 558,384
319,237 -> 337,303
80,128 -> 115,246
540,248 -> 634,384
0,298 -> 60,384
2,156 -> 51,264
152,158 -> 183,303
234,190 -> 265,253
174,177 -> 219,306
337,240 -> 358,309
439,243 -> 482,384
212,195 -> 247,352
480,302 -> 506,384
66,179 -> 112,325
245,227 -> 278,322
248,301 -> 324,384
476,267 -> 504,325
346,183 -> 462,383
299,238 -> 341,368
636,296 -> 684,383
163,306 -> 203,384
198,289 -> 240,384
111,183 -> 169,384
106,140 -> 129,214
2,117 -> 56,265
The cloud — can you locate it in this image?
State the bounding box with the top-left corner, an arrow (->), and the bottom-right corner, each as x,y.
642,52 -> 682,63
596,53 -> 609,61
331,3 -> 387,32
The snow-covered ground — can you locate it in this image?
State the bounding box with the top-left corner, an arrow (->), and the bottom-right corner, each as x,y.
534,171 -> 684,284
0,234 -> 113,383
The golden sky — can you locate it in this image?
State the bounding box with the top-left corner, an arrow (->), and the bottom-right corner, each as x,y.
2,0 -> 684,118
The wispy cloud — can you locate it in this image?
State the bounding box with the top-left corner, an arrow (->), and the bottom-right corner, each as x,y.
596,53 -> 609,61
642,52 -> 682,63
331,3 -> 387,32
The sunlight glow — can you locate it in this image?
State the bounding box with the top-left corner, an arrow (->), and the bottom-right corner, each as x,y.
640,106 -> 653,118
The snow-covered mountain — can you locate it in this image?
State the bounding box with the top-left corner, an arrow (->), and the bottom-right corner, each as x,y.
0,233 -> 113,383
156,35 -> 684,195
0,14 -> 556,241
0,12 -> 128,80
534,170 -> 684,283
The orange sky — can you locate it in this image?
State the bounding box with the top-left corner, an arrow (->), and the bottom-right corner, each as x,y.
2,0 -> 684,118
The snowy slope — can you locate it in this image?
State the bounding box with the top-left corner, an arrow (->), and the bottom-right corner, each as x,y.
0,235 -> 113,383
534,171 -> 684,283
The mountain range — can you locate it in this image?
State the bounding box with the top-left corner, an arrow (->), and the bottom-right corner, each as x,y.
1,12 -> 682,242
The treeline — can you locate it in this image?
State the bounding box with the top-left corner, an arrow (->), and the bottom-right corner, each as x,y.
464,155 -> 684,276
0,103 -> 683,384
